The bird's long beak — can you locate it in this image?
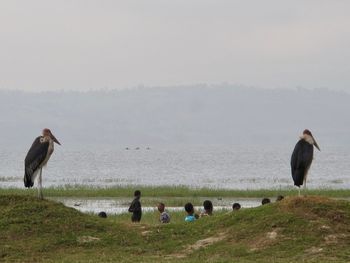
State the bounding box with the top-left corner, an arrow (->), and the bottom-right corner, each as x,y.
51,134 -> 61,145
313,137 -> 320,151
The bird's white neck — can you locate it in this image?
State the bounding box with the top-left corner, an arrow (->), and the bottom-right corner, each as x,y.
40,135 -> 52,143
300,134 -> 314,145
40,135 -> 54,154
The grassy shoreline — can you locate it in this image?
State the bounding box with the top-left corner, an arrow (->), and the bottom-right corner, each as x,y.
1,194 -> 350,262
1,185 -> 350,198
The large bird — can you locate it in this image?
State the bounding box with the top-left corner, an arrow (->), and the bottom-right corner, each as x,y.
24,128 -> 61,199
291,129 -> 320,196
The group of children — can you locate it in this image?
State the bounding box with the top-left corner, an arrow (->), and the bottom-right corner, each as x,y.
99,190 -> 285,223
261,195 -> 284,205
127,190 -> 171,223
183,199 -> 242,222
181,195 -> 284,223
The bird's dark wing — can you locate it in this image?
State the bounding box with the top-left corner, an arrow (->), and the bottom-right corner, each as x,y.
291,139 -> 314,186
24,136 -> 49,187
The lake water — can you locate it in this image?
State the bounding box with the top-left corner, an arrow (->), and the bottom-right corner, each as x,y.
0,144 -> 349,189
50,197 -> 262,215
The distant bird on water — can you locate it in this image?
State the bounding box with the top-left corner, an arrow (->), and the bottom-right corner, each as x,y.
291,129 -> 320,196
24,128 -> 61,199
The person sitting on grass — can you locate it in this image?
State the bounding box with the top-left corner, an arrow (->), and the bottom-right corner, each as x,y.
232,202 -> 241,211
200,200 -> 213,217
261,198 -> 271,205
184,202 -> 199,222
157,202 -> 170,223
128,190 -> 142,222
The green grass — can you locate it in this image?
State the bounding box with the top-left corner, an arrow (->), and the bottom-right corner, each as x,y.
110,209 -> 190,225
1,194 -> 350,262
1,185 -> 350,198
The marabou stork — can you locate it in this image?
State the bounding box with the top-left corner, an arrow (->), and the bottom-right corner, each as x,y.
24,128 -> 61,199
291,129 -> 320,196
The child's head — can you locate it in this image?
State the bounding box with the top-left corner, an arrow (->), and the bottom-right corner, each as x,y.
98,211 -> 107,218
134,190 -> 141,197
184,202 -> 194,215
203,200 -> 213,214
157,202 -> 165,213
232,203 -> 241,211
276,195 -> 284,201
262,198 -> 271,205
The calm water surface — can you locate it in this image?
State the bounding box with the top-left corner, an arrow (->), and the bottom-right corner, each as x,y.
1,145 -> 349,189
50,197 -> 262,215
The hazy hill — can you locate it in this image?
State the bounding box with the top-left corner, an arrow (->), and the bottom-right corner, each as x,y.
1,85 -> 349,147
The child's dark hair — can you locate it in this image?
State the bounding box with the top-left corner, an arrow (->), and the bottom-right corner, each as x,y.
158,202 -> 165,212
276,195 -> 284,201
232,203 -> 241,210
203,200 -> 213,211
262,198 -> 271,205
134,190 -> 141,197
98,211 -> 107,218
184,202 -> 194,214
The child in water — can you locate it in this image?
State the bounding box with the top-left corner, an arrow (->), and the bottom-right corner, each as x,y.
200,200 -> 213,217
157,202 -> 171,223
232,203 -> 241,211
261,198 -> 271,205
128,190 -> 142,222
184,202 -> 199,222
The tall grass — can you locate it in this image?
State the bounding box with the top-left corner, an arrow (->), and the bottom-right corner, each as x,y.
1,185 -> 350,197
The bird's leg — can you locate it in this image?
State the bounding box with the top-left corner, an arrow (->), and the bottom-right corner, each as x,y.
298,187 -> 301,197
303,179 -> 307,197
38,168 -> 43,199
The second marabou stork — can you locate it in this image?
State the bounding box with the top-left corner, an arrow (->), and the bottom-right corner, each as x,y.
291,129 -> 320,196
24,128 -> 61,199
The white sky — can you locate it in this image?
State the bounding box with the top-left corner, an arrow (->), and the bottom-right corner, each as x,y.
1,0 -> 350,91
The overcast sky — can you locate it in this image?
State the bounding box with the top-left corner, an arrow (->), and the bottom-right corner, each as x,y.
1,0 -> 350,91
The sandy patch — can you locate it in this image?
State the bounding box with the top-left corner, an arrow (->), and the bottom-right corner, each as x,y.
249,229 -> 280,251
324,233 -> 347,244
77,236 -> 101,243
187,232 -> 227,251
305,246 -> 323,254
167,232 -> 227,259
141,230 -> 153,236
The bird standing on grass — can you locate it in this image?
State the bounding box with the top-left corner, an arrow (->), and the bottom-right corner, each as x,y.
291,129 -> 320,196
24,128 -> 61,199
